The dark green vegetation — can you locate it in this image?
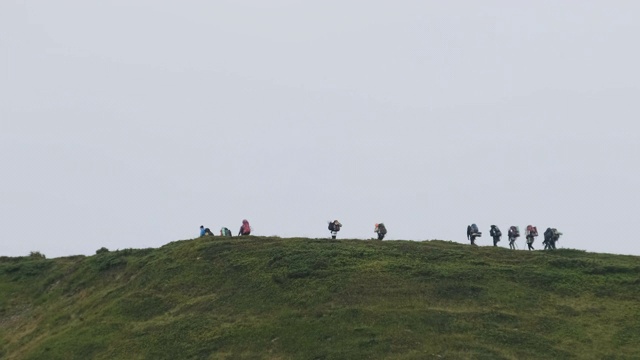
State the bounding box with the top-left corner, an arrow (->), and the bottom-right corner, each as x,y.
2,237 -> 640,359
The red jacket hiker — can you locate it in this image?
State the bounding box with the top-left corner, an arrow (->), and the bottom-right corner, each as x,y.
238,219 -> 251,236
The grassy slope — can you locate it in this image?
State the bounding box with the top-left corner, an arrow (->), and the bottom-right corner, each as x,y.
1,237 -> 639,360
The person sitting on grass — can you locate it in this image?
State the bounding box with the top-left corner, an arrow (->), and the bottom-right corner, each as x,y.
200,225 -> 214,237
238,219 -> 251,236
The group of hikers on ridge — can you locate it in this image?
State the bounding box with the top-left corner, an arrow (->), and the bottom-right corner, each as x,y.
467,224 -> 563,250
200,220 -> 563,250
200,219 -> 251,238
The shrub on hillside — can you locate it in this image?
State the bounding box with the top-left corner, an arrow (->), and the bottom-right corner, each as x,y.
96,247 -> 110,255
29,251 -> 46,259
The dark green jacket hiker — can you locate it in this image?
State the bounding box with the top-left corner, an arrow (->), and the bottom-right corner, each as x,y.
375,223 -> 387,240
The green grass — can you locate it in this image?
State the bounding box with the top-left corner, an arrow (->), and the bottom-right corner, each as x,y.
1,237 -> 640,359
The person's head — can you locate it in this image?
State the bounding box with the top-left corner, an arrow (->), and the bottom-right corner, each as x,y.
200,225 -> 204,229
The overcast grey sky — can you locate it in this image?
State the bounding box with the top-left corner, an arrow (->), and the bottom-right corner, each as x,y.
2,1 -> 639,258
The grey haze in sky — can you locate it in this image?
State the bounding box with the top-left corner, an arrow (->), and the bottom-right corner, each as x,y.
2,1 -> 639,258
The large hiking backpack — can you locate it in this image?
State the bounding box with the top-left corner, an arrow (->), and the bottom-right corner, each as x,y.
220,227 -> 232,237
508,226 -> 520,238
526,225 -> 538,237
329,220 -> 342,232
544,228 -> 553,241
468,223 -> 481,237
552,228 -> 562,240
490,225 -> 502,237
377,223 -> 387,235
328,222 -> 335,231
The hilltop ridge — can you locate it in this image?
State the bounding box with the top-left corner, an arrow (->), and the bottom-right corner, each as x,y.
1,237 -> 639,359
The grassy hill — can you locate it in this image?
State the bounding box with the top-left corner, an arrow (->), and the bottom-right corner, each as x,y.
1,237 -> 639,359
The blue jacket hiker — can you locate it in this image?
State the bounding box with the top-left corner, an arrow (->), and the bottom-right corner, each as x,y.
200,225 -> 213,237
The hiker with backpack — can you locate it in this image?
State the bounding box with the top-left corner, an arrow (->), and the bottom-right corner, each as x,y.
507,226 -> 520,250
200,225 -> 214,237
220,227 -> 233,237
328,220 -> 342,239
543,228 -> 553,250
548,228 -> 562,250
374,223 -> 387,240
525,225 -> 538,250
466,224 -> 481,245
489,225 -> 502,247
238,219 -> 251,236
